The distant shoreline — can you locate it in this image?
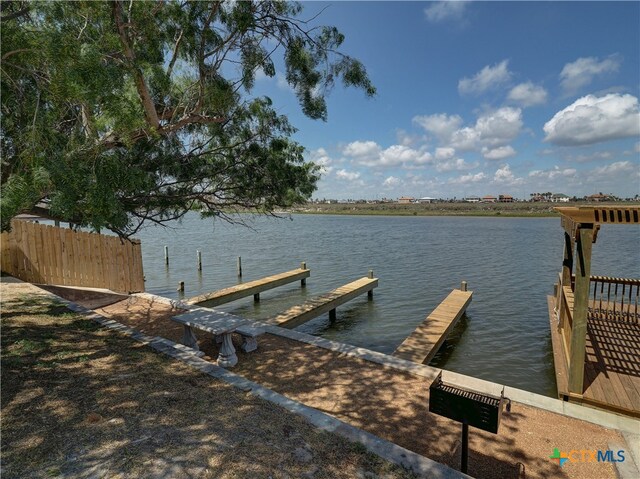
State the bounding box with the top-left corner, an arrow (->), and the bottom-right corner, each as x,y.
285,201 -> 638,218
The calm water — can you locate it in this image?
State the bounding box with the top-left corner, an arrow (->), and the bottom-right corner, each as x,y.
135,213 -> 640,397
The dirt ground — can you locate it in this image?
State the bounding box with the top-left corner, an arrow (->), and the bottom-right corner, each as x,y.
1,283 -> 417,479
89,293 -> 634,479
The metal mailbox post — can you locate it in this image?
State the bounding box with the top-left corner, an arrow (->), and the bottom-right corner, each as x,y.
429,372 -> 511,474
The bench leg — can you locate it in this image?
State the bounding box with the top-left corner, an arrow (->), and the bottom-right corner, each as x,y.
241,336 -> 258,353
181,325 -> 199,351
217,332 -> 238,367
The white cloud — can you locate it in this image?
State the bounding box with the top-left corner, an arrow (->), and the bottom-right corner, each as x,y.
560,55 -> 621,94
424,1 -> 469,23
528,166 -> 577,180
342,140 -> 381,158
413,113 -> 463,142
435,158 -> 477,172
435,147 -> 456,160
474,107 -> 522,146
308,148 -> 334,175
543,93 -> 640,146
482,145 -> 516,160
335,169 -> 361,181
448,107 -> 522,151
493,165 -> 523,185
383,176 -> 402,187
449,172 -> 487,185
507,82 -> 548,107
458,60 -> 512,96
592,161 -> 635,176
345,141 -> 432,168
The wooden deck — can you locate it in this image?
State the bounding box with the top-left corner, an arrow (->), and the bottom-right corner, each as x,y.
548,295 -> 640,417
186,267 -> 310,307
393,288 -> 472,364
270,276 -> 378,329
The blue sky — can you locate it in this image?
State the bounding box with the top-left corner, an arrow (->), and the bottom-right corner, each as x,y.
253,1 -> 640,200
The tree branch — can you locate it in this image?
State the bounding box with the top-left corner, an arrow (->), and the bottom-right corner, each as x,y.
112,0 -> 161,130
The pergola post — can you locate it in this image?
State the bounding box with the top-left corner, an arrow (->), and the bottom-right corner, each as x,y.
568,225 -> 594,395
558,232 -> 574,329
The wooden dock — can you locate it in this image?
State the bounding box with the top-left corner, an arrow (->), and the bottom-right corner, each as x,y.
270,274 -> 378,329
186,264 -> 310,307
393,286 -> 472,364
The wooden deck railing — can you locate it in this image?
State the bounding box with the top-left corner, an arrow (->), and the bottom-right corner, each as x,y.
586,276 -> 640,323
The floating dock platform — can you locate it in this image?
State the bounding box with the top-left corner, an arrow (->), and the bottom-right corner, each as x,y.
186,263 -> 310,307
393,285 -> 472,364
270,273 -> 378,329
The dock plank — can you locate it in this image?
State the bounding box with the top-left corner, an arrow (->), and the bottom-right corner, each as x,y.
393,289 -> 472,364
186,267 -> 310,307
270,276 -> 378,329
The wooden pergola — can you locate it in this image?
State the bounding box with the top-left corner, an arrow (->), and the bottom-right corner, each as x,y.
550,206 -> 639,416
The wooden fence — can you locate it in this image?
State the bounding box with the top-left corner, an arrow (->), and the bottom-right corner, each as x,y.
1,220 -> 144,293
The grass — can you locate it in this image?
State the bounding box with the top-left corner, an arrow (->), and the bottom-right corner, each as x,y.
288,201 -> 638,218
1,284 -> 417,479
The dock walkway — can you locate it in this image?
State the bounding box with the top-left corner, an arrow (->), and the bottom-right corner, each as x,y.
186,265 -> 310,307
271,275 -> 378,329
393,288 -> 472,364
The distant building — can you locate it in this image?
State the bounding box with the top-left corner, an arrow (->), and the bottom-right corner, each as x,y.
464,196 -> 481,203
498,194 -> 514,203
482,195 -> 497,203
415,197 -> 436,203
551,193 -> 570,203
586,193 -> 611,202
398,196 -> 415,204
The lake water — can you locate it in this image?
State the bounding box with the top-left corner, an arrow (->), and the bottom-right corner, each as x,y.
135,213 -> 640,397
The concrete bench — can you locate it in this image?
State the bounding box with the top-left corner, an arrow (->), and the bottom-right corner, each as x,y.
171,308 -> 265,367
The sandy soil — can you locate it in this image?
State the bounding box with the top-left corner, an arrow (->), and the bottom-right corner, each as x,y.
1,283 -> 416,479
88,293 -> 633,479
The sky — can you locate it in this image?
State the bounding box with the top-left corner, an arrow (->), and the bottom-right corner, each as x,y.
252,1 -> 640,200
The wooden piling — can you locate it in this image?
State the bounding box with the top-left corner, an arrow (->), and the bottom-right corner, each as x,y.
164,246 -> 169,266
197,250 -> 202,271
237,256 -> 242,277
177,281 -> 184,292
461,280 -> 468,292
368,270 -> 374,299
301,262 -> 307,286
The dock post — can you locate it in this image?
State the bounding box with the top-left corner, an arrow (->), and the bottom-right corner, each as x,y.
368,270 -> 374,299
329,309 -> 337,322
301,262 -> 307,286
164,246 -> 169,266
177,281 -> 184,293
254,293 -> 260,302
461,281 -> 468,292
197,250 -> 202,271
237,256 -> 242,277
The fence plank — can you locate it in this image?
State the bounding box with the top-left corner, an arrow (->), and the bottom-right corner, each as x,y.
2,220 -> 144,293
